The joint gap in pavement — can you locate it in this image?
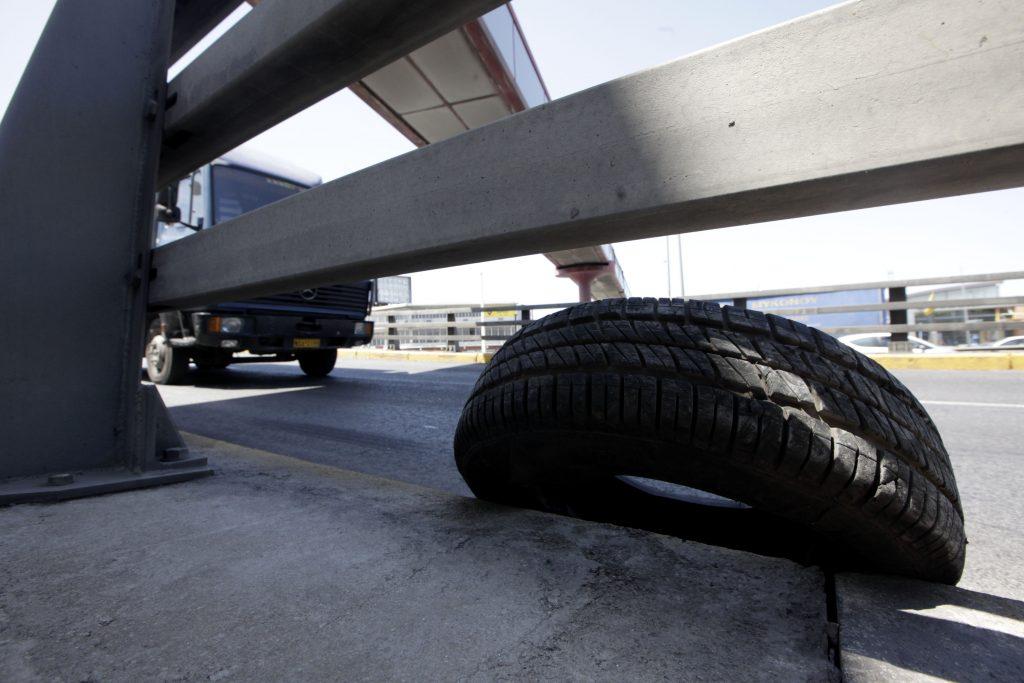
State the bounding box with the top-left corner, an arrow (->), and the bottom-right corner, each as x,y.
824,568 -> 843,677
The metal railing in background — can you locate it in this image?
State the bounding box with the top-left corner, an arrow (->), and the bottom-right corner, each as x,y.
702,270 -> 1024,349
368,271 -> 1024,351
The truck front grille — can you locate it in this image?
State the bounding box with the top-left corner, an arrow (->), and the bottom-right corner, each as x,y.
243,283 -> 371,315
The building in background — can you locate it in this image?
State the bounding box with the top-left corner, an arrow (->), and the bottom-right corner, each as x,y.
368,304 -> 522,351
909,282 -> 1017,345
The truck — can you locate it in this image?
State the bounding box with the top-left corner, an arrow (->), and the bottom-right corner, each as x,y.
147,149 -> 374,384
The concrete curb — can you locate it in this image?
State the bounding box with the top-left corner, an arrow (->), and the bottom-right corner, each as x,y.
874,352 -> 1024,371
339,348 -> 494,364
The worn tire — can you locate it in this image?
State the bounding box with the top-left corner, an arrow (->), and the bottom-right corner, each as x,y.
454,298 -> 966,584
297,348 -> 337,377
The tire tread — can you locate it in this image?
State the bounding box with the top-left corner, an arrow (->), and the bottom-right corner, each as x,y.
455,298 -> 966,583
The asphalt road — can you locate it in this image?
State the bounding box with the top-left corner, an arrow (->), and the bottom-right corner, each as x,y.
158,359 -> 483,496
157,361 -> 1024,500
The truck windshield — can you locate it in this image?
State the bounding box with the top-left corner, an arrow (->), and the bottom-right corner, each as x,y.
212,165 -> 305,225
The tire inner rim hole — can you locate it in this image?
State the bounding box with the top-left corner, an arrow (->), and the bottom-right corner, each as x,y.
617,475 -> 751,509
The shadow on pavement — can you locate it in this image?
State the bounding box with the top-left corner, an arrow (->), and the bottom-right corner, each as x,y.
840,574 -> 1024,680
510,471 -> 890,576
158,361 -> 484,496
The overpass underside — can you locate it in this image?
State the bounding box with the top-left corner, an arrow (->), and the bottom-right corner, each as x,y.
345,4 -> 629,300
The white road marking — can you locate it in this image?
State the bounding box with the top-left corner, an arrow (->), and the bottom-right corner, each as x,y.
156,384 -> 322,408
921,400 -> 1024,409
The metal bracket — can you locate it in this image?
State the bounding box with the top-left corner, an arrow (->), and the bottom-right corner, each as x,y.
0,386 -> 211,505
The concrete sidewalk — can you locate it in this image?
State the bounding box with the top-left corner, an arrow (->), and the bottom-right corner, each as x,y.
0,434 -> 831,681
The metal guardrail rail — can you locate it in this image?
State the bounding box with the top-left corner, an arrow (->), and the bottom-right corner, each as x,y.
148,0 -> 1024,308
754,296 -> 1024,316
159,0 -> 504,187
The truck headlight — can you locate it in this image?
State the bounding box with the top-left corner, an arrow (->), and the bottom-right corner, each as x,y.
219,317 -> 244,334
208,316 -> 245,334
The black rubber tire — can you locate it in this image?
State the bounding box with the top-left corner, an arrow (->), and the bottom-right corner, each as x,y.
297,348 -> 337,377
454,298 -> 966,584
145,323 -> 189,385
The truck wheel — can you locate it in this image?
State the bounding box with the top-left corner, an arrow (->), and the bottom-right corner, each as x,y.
297,349 -> 337,377
454,298 -> 966,584
145,324 -> 189,385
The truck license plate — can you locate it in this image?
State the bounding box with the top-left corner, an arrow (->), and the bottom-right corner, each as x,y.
293,338 -> 321,348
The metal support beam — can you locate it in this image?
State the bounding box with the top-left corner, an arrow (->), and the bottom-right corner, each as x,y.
888,286 -> 910,351
159,0 -> 504,187
151,0 -> 1024,309
0,0 -> 210,501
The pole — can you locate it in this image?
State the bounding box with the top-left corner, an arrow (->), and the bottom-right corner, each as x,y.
479,272 -> 487,353
665,236 -> 672,298
889,286 -> 909,351
676,234 -> 685,299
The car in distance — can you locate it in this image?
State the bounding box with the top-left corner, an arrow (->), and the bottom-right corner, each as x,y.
838,332 -> 952,354
990,335 -> 1024,348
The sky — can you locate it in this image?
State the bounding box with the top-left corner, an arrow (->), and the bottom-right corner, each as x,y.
2,0 -> 1021,303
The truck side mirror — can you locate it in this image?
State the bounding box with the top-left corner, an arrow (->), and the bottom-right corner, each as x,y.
155,203 -> 181,223
155,186 -> 179,223
154,184 -> 200,230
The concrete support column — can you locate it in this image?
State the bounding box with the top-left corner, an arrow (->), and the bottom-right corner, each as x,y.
557,263 -> 612,303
